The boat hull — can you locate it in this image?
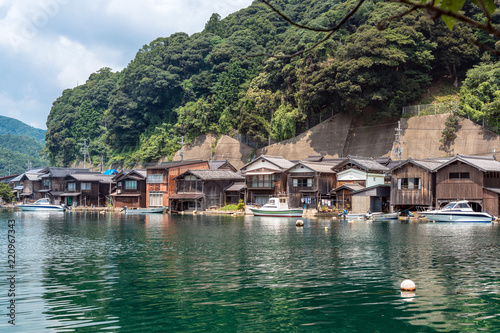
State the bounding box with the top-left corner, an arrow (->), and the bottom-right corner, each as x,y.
249,208 -> 303,217
371,213 -> 399,221
19,205 -> 64,212
420,212 -> 492,223
124,207 -> 166,214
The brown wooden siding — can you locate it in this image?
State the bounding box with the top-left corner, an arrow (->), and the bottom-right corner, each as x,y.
483,189 -> 499,216
436,163 -> 483,201
391,164 -> 434,207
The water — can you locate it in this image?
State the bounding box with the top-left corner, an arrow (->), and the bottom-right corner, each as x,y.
1,211 -> 500,332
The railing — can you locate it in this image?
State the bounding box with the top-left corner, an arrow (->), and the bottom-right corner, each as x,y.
402,102 -> 459,117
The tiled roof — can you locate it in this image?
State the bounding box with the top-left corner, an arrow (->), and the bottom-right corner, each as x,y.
291,162 -> 336,173
183,170 -> 244,181
332,183 -> 366,192
40,168 -> 92,178
334,156 -> 389,172
263,155 -> 296,169
225,182 -> 246,192
455,155 -> 500,172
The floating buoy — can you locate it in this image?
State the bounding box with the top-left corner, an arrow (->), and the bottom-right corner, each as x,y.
400,279 -> 416,291
296,220 -> 304,227
348,220 -> 354,223
232,213 -> 237,217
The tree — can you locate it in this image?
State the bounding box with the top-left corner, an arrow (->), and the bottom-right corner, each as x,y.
0,183 -> 15,203
257,0 -> 499,57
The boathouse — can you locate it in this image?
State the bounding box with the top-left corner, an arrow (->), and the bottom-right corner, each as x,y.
286,161 -> 336,209
433,155 -> 500,215
239,155 -> 295,206
110,169 -> 147,209
390,158 -> 448,212
146,160 -> 209,209
170,169 -> 244,212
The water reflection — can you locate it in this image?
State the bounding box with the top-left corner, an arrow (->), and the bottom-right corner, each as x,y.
0,212 -> 499,332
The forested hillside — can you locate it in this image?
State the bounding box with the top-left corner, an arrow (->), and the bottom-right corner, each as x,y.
0,134 -> 47,176
0,115 -> 46,142
44,0 -> 499,167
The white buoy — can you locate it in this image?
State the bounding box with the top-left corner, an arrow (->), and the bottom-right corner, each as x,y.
400,279 -> 416,291
296,220 -> 304,227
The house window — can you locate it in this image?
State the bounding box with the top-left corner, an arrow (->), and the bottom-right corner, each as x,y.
147,174 -> 163,183
81,183 -> 91,191
43,179 -> 50,188
250,175 -> 273,188
68,183 -> 76,191
125,180 -> 137,190
293,178 -> 313,188
398,178 -> 421,189
450,172 -> 470,179
149,192 -> 163,207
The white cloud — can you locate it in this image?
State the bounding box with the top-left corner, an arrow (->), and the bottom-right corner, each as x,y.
0,0 -> 254,129
0,91 -> 45,129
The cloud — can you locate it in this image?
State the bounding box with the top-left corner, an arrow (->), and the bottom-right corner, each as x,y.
0,91 -> 46,129
0,0 -> 253,129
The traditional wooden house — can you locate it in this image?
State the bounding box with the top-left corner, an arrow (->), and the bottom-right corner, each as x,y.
170,169 -> 244,212
110,169 -> 147,209
390,158 -> 448,212
146,160 -> 209,208
351,184 -> 391,213
286,162 -> 336,209
332,156 -> 390,211
239,155 -> 295,206
224,182 -> 246,205
331,183 -> 365,211
63,173 -> 115,207
38,168 -> 92,205
434,155 -> 500,215
333,156 -> 389,188
18,168 -> 47,201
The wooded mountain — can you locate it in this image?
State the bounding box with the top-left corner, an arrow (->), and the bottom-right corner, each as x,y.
0,115 -> 46,142
0,115 -> 48,176
44,0 -> 499,167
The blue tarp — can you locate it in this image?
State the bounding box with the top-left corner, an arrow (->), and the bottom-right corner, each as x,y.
103,169 -> 118,175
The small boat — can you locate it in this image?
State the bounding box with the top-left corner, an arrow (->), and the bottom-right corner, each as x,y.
19,198 -> 65,212
420,200 -> 493,223
370,212 -> 399,221
339,212 -> 368,220
123,207 -> 166,214
249,197 -> 303,217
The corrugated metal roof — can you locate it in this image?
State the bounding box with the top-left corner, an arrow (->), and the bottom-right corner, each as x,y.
182,170 -> 244,181
147,160 -> 207,170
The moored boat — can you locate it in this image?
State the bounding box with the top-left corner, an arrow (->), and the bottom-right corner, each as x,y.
249,197 -> 303,217
370,212 -> 399,221
123,207 -> 166,214
420,200 -> 493,223
19,198 -> 65,212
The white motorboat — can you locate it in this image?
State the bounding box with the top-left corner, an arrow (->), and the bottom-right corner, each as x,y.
249,197 -> 303,217
19,198 -> 65,212
420,200 -> 493,223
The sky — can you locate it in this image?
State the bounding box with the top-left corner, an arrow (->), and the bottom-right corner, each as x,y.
0,0 -> 253,130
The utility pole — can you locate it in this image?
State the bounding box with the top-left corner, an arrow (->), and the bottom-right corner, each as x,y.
178,136 -> 185,161
79,139 -> 91,169
394,121 -> 403,160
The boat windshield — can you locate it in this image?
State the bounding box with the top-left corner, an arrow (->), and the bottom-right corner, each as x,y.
442,202 -> 457,210
35,198 -> 51,204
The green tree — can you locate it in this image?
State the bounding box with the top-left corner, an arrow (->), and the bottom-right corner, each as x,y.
0,183 -> 15,203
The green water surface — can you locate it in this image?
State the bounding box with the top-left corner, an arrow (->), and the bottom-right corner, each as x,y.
1,211 -> 499,332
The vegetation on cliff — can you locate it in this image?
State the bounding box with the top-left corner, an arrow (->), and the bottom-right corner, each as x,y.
44,0 -> 499,167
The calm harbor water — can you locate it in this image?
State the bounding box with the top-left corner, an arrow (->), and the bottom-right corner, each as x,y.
1,211 -> 500,332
